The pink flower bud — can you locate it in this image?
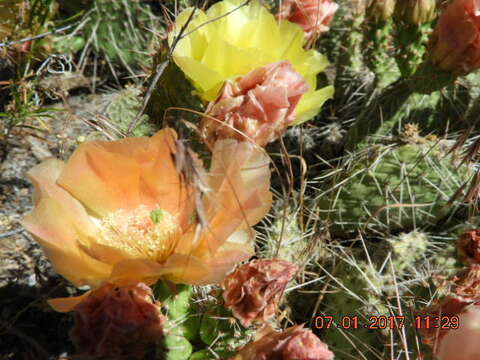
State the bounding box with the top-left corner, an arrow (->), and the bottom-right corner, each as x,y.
229,325 -> 334,360
70,282 -> 165,359
277,0 -> 339,41
429,0 -> 480,74
201,61 -> 309,147
221,259 -> 298,326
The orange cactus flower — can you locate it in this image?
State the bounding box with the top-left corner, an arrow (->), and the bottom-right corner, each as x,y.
429,0 -> 480,74
21,129 -> 272,311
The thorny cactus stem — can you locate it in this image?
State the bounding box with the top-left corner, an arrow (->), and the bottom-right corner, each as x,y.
345,63 -> 457,149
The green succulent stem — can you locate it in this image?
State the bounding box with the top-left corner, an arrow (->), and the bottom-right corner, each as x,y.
362,19 -> 398,89
394,22 -> 431,78
345,63 -> 457,150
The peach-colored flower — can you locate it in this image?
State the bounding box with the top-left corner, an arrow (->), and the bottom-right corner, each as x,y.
221,259 -> 298,326
201,61 -> 309,147
277,0 -> 338,41
229,325 -> 334,360
429,0 -> 480,74
71,282 -> 164,359
21,129 -> 272,311
458,229 -> 480,263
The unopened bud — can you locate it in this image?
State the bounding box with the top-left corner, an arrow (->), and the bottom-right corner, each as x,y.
395,0 -> 436,24
367,0 -> 396,21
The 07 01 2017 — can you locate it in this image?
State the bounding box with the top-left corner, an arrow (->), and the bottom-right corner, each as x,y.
313,315 -> 460,330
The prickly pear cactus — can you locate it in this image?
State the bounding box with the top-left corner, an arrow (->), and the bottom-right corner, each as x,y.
84,0 -> 158,68
316,134 -> 474,237
193,295 -> 254,359
145,51 -> 205,124
320,247 -> 390,358
319,230 -> 460,359
155,282 -> 198,360
105,84 -> 154,137
153,281 -> 254,360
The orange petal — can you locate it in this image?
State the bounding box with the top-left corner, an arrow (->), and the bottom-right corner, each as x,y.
109,254 -> 209,286
57,129 -> 192,217
22,159 -> 110,287
192,140 -> 272,255
48,292 -> 91,312
195,230 -> 254,285
22,198 -> 111,287
57,139 -> 143,216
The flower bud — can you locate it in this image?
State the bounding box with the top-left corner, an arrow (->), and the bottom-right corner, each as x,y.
429,0 -> 480,74
221,259 -> 298,326
202,61 -> 309,147
229,325 -> 334,360
277,0 -> 339,41
395,0 -> 436,24
367,0 -> 396,21
70,282 -> 165,359
458,229 -> 480,263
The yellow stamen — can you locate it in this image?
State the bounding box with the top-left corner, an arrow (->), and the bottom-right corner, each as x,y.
96,206 -> 179,263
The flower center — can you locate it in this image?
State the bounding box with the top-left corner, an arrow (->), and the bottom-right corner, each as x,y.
95,206 -> 179,263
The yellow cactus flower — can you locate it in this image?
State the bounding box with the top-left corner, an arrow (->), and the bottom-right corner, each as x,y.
21,129 -> 272,311
168,0 -> 334,124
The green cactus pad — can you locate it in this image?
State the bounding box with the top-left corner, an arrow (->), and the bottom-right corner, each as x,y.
84,0 -> 158,68
105,84 -> 154,137
317,140 -> 474,237
198,301 -> 253,358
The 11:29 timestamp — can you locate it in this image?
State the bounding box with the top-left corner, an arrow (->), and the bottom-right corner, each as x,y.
314,315 -> 459,330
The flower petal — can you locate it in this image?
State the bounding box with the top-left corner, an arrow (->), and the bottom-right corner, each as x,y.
109,254 -> 209,286
48,293 -> 91,313
188,140 -> 272,256
21,159 -> 110,287
57,129 -> 192,218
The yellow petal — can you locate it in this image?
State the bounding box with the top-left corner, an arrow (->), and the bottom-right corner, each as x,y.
170,0 -> 332,123
295,85 -> 335,125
